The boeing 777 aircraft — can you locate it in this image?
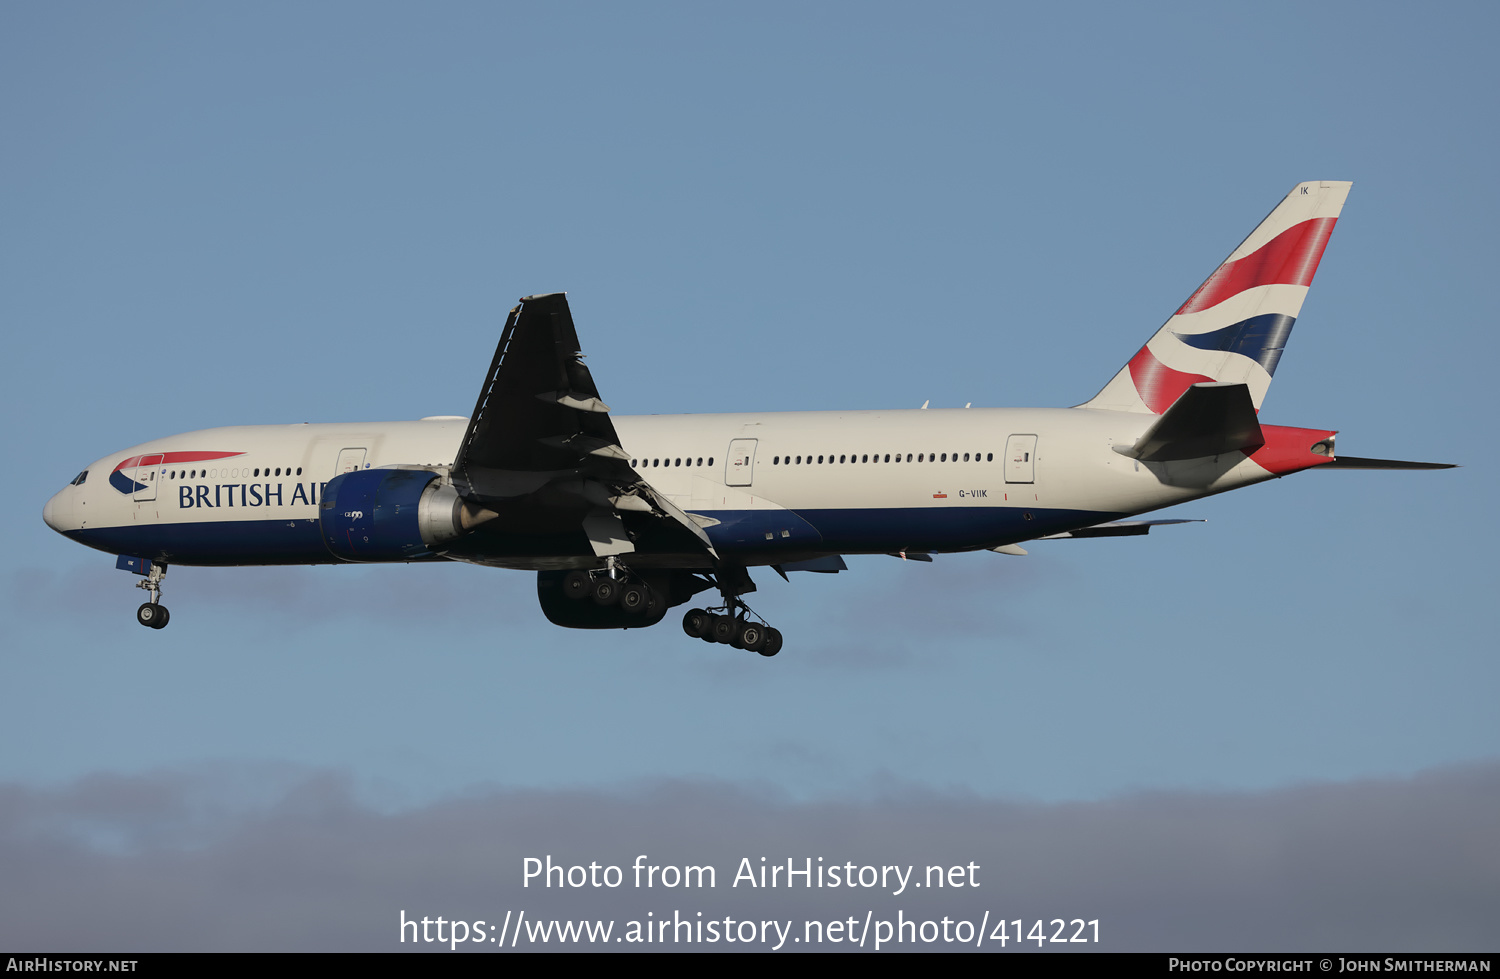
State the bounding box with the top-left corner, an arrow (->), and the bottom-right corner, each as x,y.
42,181 -> 1451,655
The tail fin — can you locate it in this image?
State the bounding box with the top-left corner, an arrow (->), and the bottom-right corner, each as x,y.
1080,181 -> 1352,414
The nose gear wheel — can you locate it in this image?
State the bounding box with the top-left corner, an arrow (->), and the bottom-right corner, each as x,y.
132,561 -> 171,629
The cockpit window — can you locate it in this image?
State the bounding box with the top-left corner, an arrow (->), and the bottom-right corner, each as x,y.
70,470 -> 88,486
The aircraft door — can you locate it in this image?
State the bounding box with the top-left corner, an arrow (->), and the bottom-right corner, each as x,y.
1004,435 -> 1037,484
725,439 -> 758,487
133,454 -> 164,501
335,448 -> 367,476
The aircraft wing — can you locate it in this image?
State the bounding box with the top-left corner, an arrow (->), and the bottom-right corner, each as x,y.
450,293 -> 717,558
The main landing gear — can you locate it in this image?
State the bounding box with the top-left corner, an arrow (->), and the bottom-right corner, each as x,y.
681,604 -> 783,657
561,563 -> 662,617
135,561 -> 170,630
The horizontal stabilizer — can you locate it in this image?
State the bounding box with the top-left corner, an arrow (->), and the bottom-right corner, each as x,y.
1039,519 -> 1204,540
1114,382 -> 1264,462
1317,456 -> 1457,470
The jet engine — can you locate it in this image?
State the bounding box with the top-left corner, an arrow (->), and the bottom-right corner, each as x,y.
318,468 -> 493,562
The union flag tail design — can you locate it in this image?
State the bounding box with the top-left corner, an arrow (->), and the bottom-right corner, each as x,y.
1081,181 -> 1352,414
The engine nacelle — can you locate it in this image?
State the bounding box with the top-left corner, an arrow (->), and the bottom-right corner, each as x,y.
319,468 -> 473,562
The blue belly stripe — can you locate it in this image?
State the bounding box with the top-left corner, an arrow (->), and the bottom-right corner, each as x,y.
70,505 -> 1121,567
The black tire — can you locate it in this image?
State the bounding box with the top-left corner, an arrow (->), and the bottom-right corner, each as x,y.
739,622 -> 766,652
591,577 -> 621,606
682,608 -> 711,638
136,603 -> 161,628
563,570 -> 593,600
711,615 -> 737,644
151,606 -> 170,629
759,628 -> 783,657
619,583 -> 649,614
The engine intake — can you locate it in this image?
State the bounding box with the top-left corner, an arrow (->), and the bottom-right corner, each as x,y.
319,468 -> 491,562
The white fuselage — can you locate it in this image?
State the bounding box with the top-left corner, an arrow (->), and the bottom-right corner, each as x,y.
44,407 -> 1292,570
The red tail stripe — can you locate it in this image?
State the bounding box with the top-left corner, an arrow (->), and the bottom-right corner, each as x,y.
1127,346 -> 1214,414
1176,217 -> 1337,315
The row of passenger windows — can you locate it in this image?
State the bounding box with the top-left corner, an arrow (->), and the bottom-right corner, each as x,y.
627,451 -> 997,469
166,466 -> 303,479
774,451 -> 994,465
630,457 -> 715,469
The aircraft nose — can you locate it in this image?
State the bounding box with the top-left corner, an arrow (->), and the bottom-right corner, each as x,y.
43,488 -> 71,533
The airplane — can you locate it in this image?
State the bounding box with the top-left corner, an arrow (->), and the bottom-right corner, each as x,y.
42,181 -> 1453,656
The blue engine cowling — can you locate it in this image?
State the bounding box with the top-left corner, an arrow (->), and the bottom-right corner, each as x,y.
319,468 -> 454,562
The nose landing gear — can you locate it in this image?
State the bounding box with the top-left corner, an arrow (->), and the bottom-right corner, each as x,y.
134,561 -> 170,629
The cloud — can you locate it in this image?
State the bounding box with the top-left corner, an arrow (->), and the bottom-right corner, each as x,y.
1,762 -> 1496,951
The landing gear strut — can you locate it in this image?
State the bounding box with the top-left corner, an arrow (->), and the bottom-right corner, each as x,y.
135,561 -> 170,629
681,566 -> 783,656
681,604 -> 782,656
561,563 -> 661,617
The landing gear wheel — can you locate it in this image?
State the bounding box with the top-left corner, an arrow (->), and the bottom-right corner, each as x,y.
153,606 -> 170,629
136,602 -> 168,629
563,571 -> 593,600
738,621 -> 767,653
758,627 -> 783,657
682,608 -> 712,638
591,577 -> 621,606
619,583 -> 649,615
711,614 -> 737,644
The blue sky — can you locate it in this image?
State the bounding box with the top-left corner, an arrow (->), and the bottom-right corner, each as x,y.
2,2 -> 1495,950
